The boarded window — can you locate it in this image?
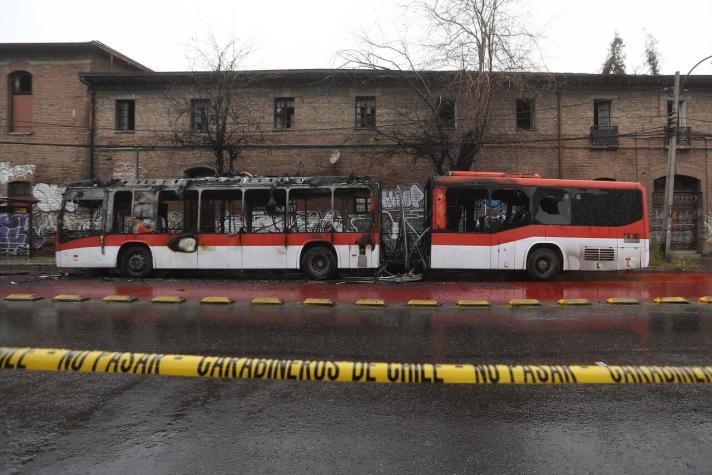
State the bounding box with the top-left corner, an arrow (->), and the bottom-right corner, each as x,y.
289,188 -> 333,232
438,97 -> 456,128
111,191 -> 133,233
593,99 -> 612,127
334,188 -> 373,232
191,99 -> 209,132
516,99 -> 534,129
245,189 -> 287,233
158,191 -> 198,233
274,97 -> 294,129
9,71 -> 32,133
355,96 -> 376,128
533,188 -> 571,225
116,100 -> 135,131
200,190 -> 244,233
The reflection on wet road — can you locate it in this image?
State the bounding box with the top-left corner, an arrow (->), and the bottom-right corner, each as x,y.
2,301 -> 712,473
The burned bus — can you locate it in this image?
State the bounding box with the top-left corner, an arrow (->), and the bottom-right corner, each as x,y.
56,176 -> 381,279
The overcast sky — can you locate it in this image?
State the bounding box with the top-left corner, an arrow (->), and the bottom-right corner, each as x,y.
1,0 -> 711,75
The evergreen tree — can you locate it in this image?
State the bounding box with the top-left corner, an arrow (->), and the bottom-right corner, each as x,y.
602,32 -> 626,75
645,34 -> 661,75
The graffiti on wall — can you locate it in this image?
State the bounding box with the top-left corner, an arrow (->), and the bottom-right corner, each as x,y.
380,183 -> 426,244
0,213 -> 30,256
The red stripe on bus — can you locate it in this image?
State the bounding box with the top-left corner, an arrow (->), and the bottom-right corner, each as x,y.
431,222 -> 648,246
56,232 -> 380,251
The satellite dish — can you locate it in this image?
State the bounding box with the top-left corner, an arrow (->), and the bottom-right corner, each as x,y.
329,150 -> 341,165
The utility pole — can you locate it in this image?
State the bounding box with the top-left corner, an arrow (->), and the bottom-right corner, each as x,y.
662,71 -> 680,256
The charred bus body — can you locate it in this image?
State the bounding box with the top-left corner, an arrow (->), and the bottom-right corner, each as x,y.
57,175 -> 381,279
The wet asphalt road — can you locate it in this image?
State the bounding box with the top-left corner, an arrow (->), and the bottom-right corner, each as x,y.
2,299 -> 712,473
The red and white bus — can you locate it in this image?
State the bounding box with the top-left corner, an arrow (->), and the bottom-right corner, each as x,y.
56,176 -> 381,279
426,172 -> 649,279
56,172 -> 649,280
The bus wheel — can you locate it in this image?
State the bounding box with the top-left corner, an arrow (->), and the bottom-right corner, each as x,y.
526,247 -> 560,281
301,246 -> 337,280
120,246 -> 153,278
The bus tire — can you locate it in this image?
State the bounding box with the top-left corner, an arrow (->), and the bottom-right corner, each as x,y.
120,245 -> 153,278
526,247 -> 560,281
301,246 -> 337,280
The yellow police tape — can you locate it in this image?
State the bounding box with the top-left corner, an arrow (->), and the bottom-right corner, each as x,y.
2,347 -> 712,384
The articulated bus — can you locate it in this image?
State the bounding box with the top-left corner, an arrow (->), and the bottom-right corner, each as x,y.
57,172 -> 649,280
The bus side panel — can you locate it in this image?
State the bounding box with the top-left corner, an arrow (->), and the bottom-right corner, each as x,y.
197,234 -> 242,269
430,233 -> 491,269
55,237 -> 118,268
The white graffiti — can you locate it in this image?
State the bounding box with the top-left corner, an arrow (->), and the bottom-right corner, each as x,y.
0,162 -> 35,184
382,183 -> 425,210
33,183 -> 64,212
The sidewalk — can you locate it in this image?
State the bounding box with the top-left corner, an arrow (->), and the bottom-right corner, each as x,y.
0,256 -> 55,267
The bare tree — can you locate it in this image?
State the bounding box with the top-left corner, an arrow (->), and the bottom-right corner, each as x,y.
644,34 -> 661,75
165,35 -> 262,175
339,0 -> 538,174
602,32 -> 626,75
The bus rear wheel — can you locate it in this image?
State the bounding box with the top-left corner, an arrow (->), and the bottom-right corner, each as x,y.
526,247 -> 561,281
120,245 -> 153,278
301,246 -> 337,280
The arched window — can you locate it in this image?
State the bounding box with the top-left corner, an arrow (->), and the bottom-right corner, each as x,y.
9,71 -> 32,133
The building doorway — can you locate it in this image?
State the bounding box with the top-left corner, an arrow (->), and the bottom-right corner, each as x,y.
652,175 -> 701,250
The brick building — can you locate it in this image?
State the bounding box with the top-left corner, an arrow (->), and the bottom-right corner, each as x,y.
0,42 -> 149,254
2,42 -> 712,253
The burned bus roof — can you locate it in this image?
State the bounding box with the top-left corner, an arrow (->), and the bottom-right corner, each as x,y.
66,175 -> 379,190
429,175 -> 644,190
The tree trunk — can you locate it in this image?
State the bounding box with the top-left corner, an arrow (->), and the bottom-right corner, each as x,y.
453,129 -> 481,171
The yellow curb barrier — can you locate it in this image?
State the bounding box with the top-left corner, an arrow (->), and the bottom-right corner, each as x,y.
102,295 -> 137,303
699,296 -> 712,304
304,298 -> 335,306
152,296 -> 186,304
201,296 -> 234,305
52,294 -> 89,303
355,299 -> 386,307
457,299 -> 490,307
4,294 -> 42,301
558,298 -> 591,306
407,299 -> 439,307
3,346 -> 712,385
251,297 -> 284,305
606,297 -> 640,305
653,297 -> 690,304
508,298 -> 541,307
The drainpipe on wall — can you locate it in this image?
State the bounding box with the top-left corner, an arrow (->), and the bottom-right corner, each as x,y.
80,77 -> 96,180
556,85 -> 562,178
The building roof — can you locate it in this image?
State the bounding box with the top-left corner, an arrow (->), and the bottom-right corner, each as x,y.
79,68 -> 712,89
0,41 -> 152,72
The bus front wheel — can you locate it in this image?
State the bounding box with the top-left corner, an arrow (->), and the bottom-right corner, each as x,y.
526,247 -> 561,281
120,245 -> 154,278
301,246 -> 337,280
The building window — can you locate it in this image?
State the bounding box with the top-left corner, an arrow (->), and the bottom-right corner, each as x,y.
115,100 -> 135,131
355,196 -> 371,214
9,71 -> 32,133
274,97 -> 294,129
593,99 -> 612,127
667,99 -> 690,146
191,99 -> 209,132
355,96 -> 376,128
516,99 -> 534,129
438,97 -> 456,128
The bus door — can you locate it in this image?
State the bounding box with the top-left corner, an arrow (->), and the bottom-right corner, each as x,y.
430,186 -> 491,269
197,189 -> 243,269
156,191 -> 199,269
489,189 -> 531,270
242,188 -> 288,269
